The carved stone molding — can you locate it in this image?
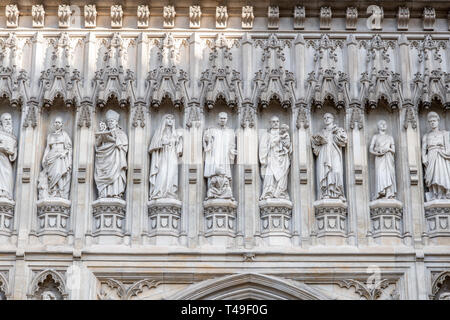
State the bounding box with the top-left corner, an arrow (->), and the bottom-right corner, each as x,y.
5,5 -> 19,28
314,199 -> 347,237
92,198 -> 126,236
148,199 -> 181,237
189,5 -> 201,29
424,200 -> 450,237
98,278 -> 160,300
84,5 -> 97,28
397,7 -> 410,31
0,199 -> 14,236
111,5 -> 123,28
259,199 -> 292,243
36,198 -> 71,236
268,6 -> 279,30
163,5 -> 176,29
203,199 -> 237,238
430,271 -> 450,300
58,5 -> 72,28
32,5 -> 45,28
242,6 -> 254,29
423,7 -> 436,31
137,5 -> 150,29
28,269 -> 68,300
369,199 -> 403,238
320,7 -> 332,30
293,6 -> 305,30
346,7 -> 358,30
216,6 -> 228,29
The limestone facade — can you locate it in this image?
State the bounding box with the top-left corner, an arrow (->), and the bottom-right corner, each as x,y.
0,0 -> 449,300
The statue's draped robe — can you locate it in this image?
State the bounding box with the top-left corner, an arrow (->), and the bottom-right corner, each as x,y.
259,129 -> 291,200
203,127 -> 235,199
422,130 -> 450,199
40,130 -> 72,199
371,133 -> 396,199
95,128 -> 128,198
312,125 -> 347,200
0,130 -> 16,200
149,126 -> 182,200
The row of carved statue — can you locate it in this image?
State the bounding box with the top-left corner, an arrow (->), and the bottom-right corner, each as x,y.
0,109 -> 448,205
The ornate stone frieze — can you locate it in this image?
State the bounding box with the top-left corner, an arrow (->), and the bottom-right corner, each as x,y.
98,278 -> 160,300
36,198 -> 71,235
293,6 -> 305,30
5,5 -> 19,28
84,5 -> 97,28
216,6 -> 228,29
268,6 -> 279,30
148,199 -> 181,237
137,5 -> 150,29
253,34 -> 294,108
397,7 -> 410,30
242,6 -> 254,29
32,5 -> 45,28
189,5 -> 201,29
93,33 -> 136,108
92,198 -> 126,235
359,35 -> 399,109
314,199 -> 348,237
200,33 -> 241,109
146,33 -> 188,109
28,269 -> 68,300
58,5 -> 72,28
320,7 -> 332,30
423,7 -> 436,31
163,5 -> 176,29
346,7 -> 358,30
111,5 -> 123,28
367,5 -> 383,30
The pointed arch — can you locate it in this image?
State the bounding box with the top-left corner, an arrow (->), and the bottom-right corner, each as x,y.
28,269 -> 68,300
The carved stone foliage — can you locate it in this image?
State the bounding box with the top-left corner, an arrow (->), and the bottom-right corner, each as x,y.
84,5 -> 97,28
28,269 -> 68,300
111,5 -> 123,28
411,35 -> 449,109
397,7 -> 410,30
137,5 -> 150,29
242,6 -> 254,29
430,271 -> 450,300
337,279 -> 394,300
32,4 -> 45,28
0,33 -> 28,107
306,35 -> 347,109
163,5 -> 176,29
253,34 -> 294,108
58,5 -> 72,28
93,33 -> 135,108
320,7 -> 332,30
5,5 -> 19,28
39,33 -> 81,108
268,6 -> 279,29
423,7 -> 436,31
359,35 -> 399,109
189,5 -> 201,29
200,34 -> 241,109
216,6 -> 228,29
367,5 -> 383,30
240,102 -> 256,128
293,6 -> 305,30
146,33 -> 188,109
98,279 -> 160,300
346,7 -> 358,30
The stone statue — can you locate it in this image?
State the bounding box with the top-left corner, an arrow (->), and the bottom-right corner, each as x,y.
422,111 -> 450,201
259,117 -> 292,200
0,113 -> 17,200
149,114 -> 183,200
311,113 -> 348,201
369,120 -> 396,199
203,112 -> 236,200
94,110 -> 128,199
38,117 -> 72,200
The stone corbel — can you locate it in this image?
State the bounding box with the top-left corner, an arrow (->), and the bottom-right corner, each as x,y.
137,5 -> 150,29
320,7 -> 332,30
5,5 -> 19,28
242,6 -> 254,29
58,5 -> 72,28
216,6 -> 228,29
84,5 -> 97,28
293,6 -> 305,30
163,5 -> 176,28
423,7 -> 436,31
32,4 -> 45,28
268,6 -> 279,29
346,7 -> 358,30
397,7 -> 409,30
111,5 -> 123,28
189,5 -> 201,29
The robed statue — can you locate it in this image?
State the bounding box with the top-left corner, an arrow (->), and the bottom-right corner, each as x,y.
0,113 -> 17,200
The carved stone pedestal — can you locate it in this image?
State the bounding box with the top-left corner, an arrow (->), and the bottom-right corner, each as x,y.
259,199 -> 292,246
36,198 -> 70,236
203,199 -> 237,246
92,198 -> 126,243
314,199 -> 347,239
147,198 -> 181,245
424,200 -> 450,238
0,198 -> 14,236
369,199 -> 403,240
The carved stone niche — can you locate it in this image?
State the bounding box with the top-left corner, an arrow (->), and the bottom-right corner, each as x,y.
36,198 -> 71,235
259,199 -> 292,246
147,198 -> 181,242
369,199 -> 403,238
92,198 -> 126,237
313,199 -> 348,238
203,199 -> 237,246
28,269 -> 67,300
424,200 -> 450,238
